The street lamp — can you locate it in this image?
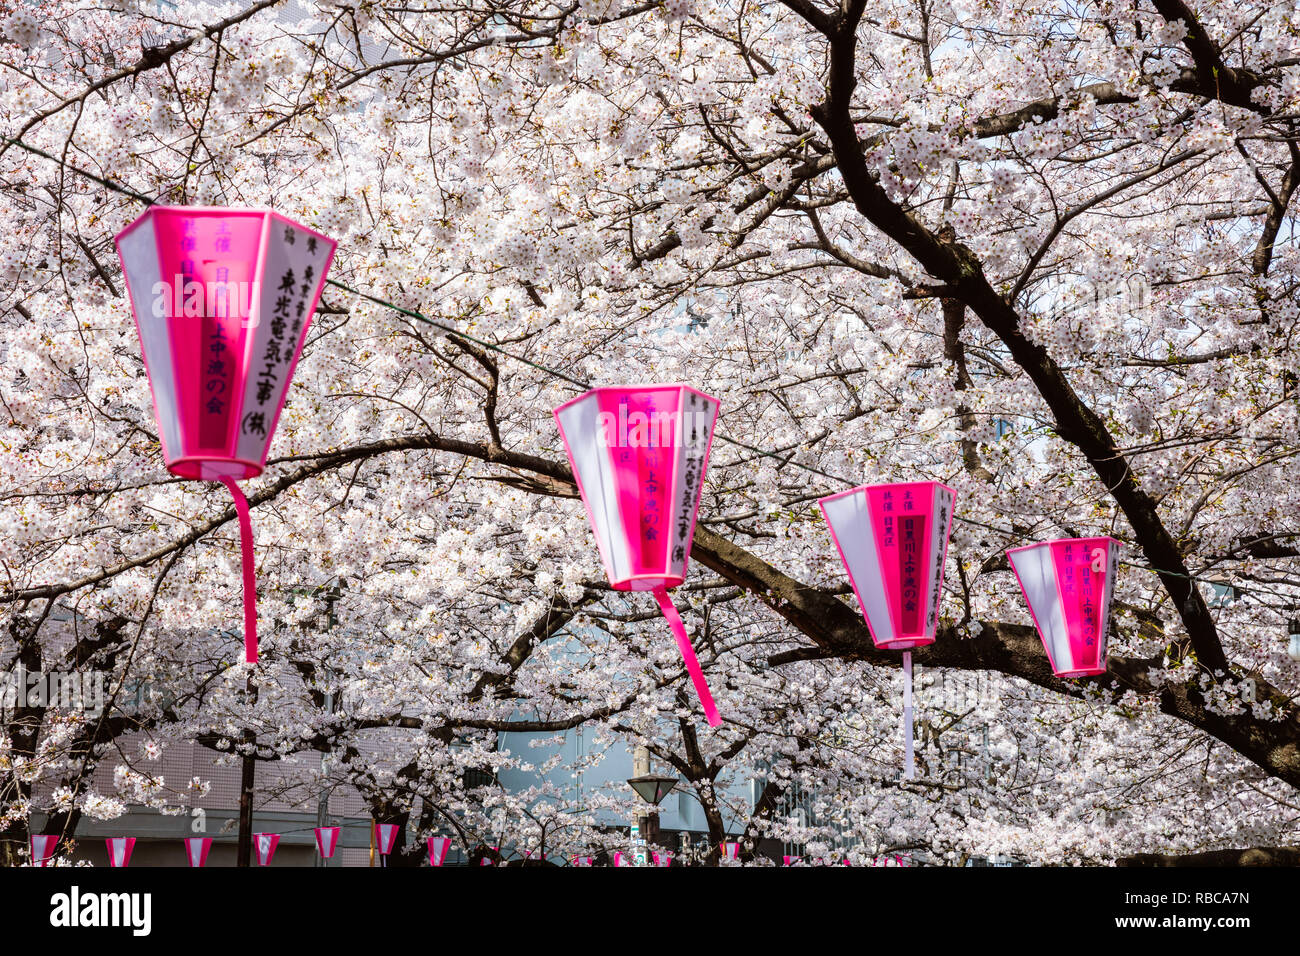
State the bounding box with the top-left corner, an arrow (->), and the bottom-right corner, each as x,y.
626,773 -> 680,807
626,748 -> 681,866
1288,620 -> 1300,661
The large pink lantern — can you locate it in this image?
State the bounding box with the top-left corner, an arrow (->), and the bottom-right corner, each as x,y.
819,481 -> 956,779
572,855 -> 593,867
114,207 -> 338,664
184,837 -> 212,868
818,482 -> 956,650
106,837 -> 135,868
29,834 -> 57,866
1007,537 -> 1120,678
315,826 -> 340,859
554,384 -> 722,725
653,851 -> 672,867
254,832 -> 280,867
427,837 -> 451,867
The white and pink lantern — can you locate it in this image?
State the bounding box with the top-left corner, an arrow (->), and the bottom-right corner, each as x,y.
783,855 -> 800,866
613,852 -> 631,868
254,832 -> 280,867
554,384 -> 722,725
375,823 -> 400,865
720,841 -> 740,862
1007,537 -> 1120,678
427,836 -> 451,867
29,834 -> 57,867
105,837 -> 135,868
184,837 -> 212,868
114,207 -> 338,664
819,481 -> 956,779
653,851 -> 672,868
314,826 -> 340,859
572,855 -> 593,867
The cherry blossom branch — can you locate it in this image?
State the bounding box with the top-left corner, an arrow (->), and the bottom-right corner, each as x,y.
788,0 -> 1232,673
0,0 -> 285,160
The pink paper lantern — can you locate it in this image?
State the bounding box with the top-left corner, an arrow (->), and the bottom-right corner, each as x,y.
105,837 -> 135,868
612,852 -> 630,868
375,823 -> 400,855
1007,537 -> 1120,677
554,384 -> 722,725
29,834 -> 57,867
184,837 -> 212,868
427,837 -> 451,867
720,841 -> 740,862
572,855 -> 593,867
782,855 -> 800,866
114,207 -> 337,664
818,481 -> 956,650
479,846 -> 499,866
653,851 -> 672,867
254,832 -> 280,866
314,826 -> 340,859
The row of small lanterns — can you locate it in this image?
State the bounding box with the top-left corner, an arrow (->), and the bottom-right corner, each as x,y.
27,827 -> 446,868
30,832 -> 806,867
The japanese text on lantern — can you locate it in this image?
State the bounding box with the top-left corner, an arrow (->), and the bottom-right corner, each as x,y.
1059,541 -> 1098,647
671,393 -> 711,567
241,225 -> 323,440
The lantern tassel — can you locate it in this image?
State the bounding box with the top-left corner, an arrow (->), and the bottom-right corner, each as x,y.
652,587 -> 720,727
219,476 -> 259,664
903,651 -> 914,780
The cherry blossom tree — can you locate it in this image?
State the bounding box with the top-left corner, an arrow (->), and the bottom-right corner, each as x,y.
1,0 -> 1299,865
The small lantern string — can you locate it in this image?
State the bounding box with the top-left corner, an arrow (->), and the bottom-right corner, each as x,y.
653,586 -> 721,727
219,476 -> 260,664
903,650 -> 915,780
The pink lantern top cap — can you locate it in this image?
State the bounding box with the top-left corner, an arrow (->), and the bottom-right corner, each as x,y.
551,381 -> 718,410
816,479 -> 957,506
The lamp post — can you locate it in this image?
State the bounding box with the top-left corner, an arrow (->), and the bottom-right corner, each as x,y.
626,747 -> 680,867
1288,620 -> 1300,661
314,580 -> 343,868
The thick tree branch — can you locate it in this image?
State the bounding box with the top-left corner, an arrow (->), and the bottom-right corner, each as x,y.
802,0 -> 1230,673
